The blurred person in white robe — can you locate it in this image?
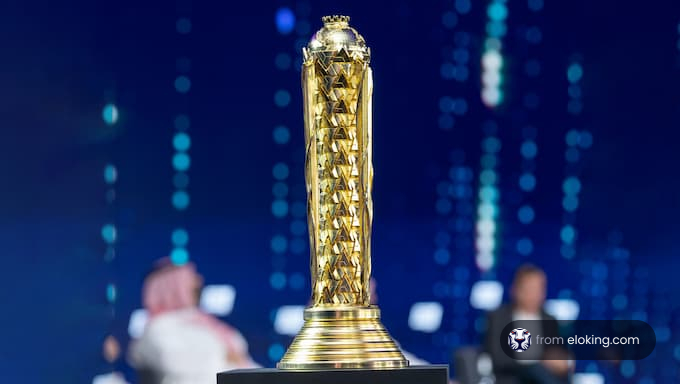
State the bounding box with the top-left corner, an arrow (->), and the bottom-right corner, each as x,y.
129,258 -> 259,384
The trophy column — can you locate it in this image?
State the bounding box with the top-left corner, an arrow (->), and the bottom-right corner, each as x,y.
277,15 -> 409,370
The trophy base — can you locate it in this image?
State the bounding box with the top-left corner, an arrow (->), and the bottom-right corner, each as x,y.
218,366 -> 449,384
277,306 -> 409,370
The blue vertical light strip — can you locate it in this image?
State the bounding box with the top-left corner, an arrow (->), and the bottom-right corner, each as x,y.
171,8 -> 192,266
271,4 -> 299,293
560,58 -> 592,261
432,0 -> 476,357
270,2 -> 310,364
480,0 -> 507,108
515,0 -> 544,258
288,1 -> 311,295
475,0 -> 507,272
102,104 -> 118,367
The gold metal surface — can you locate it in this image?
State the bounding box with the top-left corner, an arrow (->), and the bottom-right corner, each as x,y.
277,15 -> 409,371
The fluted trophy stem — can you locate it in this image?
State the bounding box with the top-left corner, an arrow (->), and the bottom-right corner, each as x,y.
278,15 -> 409,370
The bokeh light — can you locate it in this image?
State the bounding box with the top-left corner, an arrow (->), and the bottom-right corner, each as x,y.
176,18 -> 192,34
272,125 -> 291,144
170,247 -> 189,265
275,7 -> 295,35
174,76 -> 191,93
102,104 -> 119,125
172,190 -> 190,210
173,132 -> 191,152
171,228 -> 189,247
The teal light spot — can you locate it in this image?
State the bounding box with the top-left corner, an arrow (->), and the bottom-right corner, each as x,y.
102,104 -> 119,125
620,360 -> 635,378
563,177 -> 582,195
566,130 -> 580,146
519,173 -> 536,191
271,235 -> 288,253
560,225 -> 576,244
562,195 -> 579,212
567,63 -> 583,83
477,202 -> 498,218
270,272 -> 287,290
272,200 -> 289,218
172,153 -> 191,171
104,164 -> 117,184
170,247 -> 189,265
171,228 -> 189,247
480,154 -> 497,168
482,136 -> 501,153
480,169 -> 497,185
487,3 -> 508,21
268,343 -> 285,361
479,185 -> 499,201
106,284 -> 117,303
175,76 -> 191,93
272,163 -> 289,180
274,89 -> 291,107
273,125 -> 290,144
520,141 -> 537,158
579,131 -> 593,148
486,20 -> 507,37
101,224 -> 117,244
173,133 -> 191,152
517,205 -> 535,224
172,191 -> 190,210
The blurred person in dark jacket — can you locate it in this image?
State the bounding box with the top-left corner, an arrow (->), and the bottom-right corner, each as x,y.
484,264 -> 571,384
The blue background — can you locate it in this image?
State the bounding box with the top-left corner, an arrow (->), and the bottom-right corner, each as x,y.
1,0 -> 679,382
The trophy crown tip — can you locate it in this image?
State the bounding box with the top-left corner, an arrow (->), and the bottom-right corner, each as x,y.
322,15 -> 350,25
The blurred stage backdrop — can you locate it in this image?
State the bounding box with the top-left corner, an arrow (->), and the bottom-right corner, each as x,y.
2,0 -> 680,382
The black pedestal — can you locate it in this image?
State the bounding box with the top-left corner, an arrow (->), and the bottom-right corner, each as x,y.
217,366 -> 448,384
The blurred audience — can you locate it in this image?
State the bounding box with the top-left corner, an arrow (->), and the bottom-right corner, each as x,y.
484,264 -> 571,384
128,258 -> 258,384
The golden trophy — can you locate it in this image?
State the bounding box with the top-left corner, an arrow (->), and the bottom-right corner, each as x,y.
218,15 -> 448,384
277,15 -> 409,370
